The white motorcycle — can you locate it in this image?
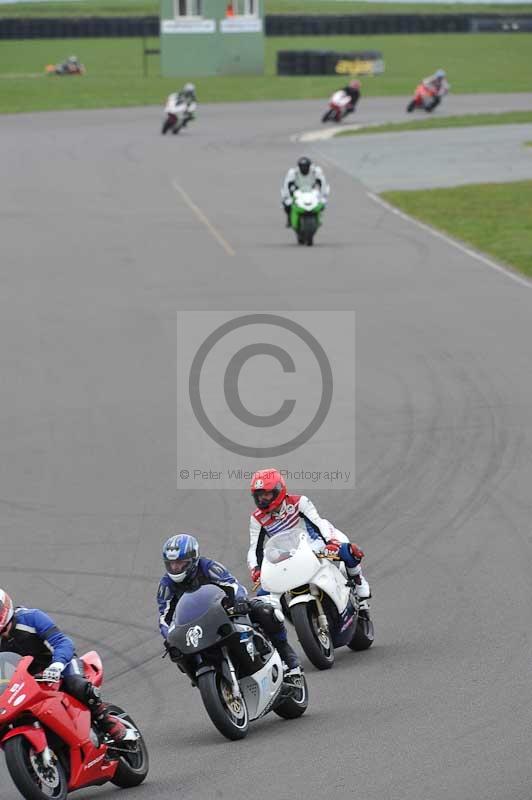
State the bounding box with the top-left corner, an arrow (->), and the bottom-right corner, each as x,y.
261,530 -> 374,670
161,93 -> 196,135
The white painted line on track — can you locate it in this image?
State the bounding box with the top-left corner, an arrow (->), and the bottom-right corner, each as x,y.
172,179 -> 235,257
291,124 -> 364,143
368,191 -> 532,290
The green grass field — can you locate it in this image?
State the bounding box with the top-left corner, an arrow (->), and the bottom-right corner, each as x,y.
337,110 -> 532,135
1,0 -> 531,16
1,33 -> 531,114
382,181 -> 532,277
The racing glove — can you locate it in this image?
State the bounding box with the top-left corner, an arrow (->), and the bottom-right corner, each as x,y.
325,540 -> 364,562
250,567 -> 261,584
41,662 -> 65,683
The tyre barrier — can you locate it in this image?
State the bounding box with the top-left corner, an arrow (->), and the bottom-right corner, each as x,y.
0,16 -> 158,39
277,50 -> 385,77
0,13 -> 531,40
470,16 -> 532,31
266,14 -> 471,36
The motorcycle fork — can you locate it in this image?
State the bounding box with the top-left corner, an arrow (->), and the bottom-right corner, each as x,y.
221,647 -> 242,699
310,590 -> 329,635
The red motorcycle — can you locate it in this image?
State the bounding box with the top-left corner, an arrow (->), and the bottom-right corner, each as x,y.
406,82 -> 444,113
321,90 -> 355,123
0,651 -> 148,800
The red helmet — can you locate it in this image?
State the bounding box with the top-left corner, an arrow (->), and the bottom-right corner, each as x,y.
0,589 -> 14,632
250,469 -> 287,513
349,80 -> 361,90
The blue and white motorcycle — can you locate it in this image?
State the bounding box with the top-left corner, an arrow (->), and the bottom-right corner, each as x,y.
260,530 -> 374,670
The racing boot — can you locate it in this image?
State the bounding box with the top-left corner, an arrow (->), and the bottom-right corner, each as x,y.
275,638 -> 301,671
347,567 -> 371,610
93,702 -> 127,742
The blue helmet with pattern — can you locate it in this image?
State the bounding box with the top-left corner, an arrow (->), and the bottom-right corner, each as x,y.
163,534 -> 199,583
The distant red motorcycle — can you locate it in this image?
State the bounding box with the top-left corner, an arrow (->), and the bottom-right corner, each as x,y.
321,90 -> 355,123
406,82 -> 445,113
0,651 -> 148,800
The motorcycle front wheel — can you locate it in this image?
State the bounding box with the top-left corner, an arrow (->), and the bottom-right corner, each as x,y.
198,671 -> 249,740
4,736 -> 68,800
300,215 -> 317,246
291,602 -> 334,670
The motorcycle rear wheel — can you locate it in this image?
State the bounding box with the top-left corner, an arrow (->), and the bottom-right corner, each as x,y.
347,609 -> 375,651
291,602 -> 334,670
198,671 -> 249,740
4,736 -> 68,800
106,705 -> 149,788
274,672 -> 309,719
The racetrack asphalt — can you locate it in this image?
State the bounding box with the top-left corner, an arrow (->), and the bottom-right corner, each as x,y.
1,92 -> 532,800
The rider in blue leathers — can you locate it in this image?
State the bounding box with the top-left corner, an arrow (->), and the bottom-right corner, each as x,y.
157,534 -> 301,670
0,588 -> 126,740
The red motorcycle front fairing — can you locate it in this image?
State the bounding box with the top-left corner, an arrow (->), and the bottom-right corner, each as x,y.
0,653 -> 120,792
80,650 -> 104,689
1,724 -> 48,753
413,82 -> 437,106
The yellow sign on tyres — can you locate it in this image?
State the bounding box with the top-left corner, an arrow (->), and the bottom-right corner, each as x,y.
335,58 -> 384,76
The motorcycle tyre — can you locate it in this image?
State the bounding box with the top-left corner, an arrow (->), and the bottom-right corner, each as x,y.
291,602 -> 334,670
347,610 -> 375,652
198,671 -> 249,741
4,736 -> 68,800
274,673 -> 309,719
106,705 -> 149,788
300,215 -> 317,247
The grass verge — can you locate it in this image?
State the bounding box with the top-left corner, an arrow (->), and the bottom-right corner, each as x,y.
337,111 -> 532,136
381,181 -> 532,278
1,0 -> 532,17
1,33 -> 532,113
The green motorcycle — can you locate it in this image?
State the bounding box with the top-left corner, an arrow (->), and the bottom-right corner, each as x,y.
290,188 -> 325,247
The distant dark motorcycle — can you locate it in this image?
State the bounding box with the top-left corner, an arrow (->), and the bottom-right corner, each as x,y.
167,585 -> 308,740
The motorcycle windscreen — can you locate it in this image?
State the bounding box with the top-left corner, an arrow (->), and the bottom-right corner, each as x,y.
263,530 -> 303,565
173,584 -> 227,626
0,652 -> 22,693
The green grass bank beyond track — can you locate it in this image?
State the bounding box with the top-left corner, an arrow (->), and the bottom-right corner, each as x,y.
1,33 -> 531,114
382,181 -> 532,278
337,111 -> 532,135
1,0 -> 532,16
